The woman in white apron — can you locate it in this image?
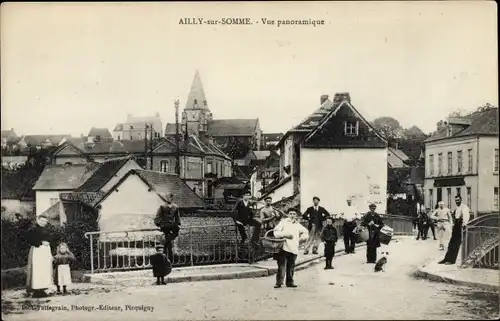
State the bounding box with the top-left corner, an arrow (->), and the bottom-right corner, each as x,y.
26,214 -> 54,298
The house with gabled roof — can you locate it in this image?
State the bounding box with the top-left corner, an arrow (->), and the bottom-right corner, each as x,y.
18,134 -> 71,149
33,156 -> 142,219
262,93 -> 388,215
423,106 -> 499,215
58,169 -> 204,239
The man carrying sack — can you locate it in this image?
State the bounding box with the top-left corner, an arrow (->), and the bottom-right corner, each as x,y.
360,203 -> 384,264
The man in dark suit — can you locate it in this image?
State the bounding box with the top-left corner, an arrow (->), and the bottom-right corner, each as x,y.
302,196 -> 331,255
233,191 -> 262,245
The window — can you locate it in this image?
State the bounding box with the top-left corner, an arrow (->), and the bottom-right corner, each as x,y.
467,187 -> 472,208
50,198 -> 59,206
130,125 -> 134,130
456,187 -> 461,200
447,152 -> 452,174
495,149 -> 499,172
457,150 -> 463,173
429,154 -> 434,176
438,153 -> 443,175
344,121 -> 359,136
117,135 -> 120,141
160,160 -> 170,173
467,149 -> 473,172
428,189 -> 434,210
494,187 -> 499,210
130,135 -> 133,140
447,188 -> 452,209
447,126 -> 452,137
207,163 -> 212,173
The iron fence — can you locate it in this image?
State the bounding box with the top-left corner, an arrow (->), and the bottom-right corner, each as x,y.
84,214 -> 416,273
461,225 -> 499,270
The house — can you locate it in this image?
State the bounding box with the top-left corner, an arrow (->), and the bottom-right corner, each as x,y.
1,128 -> 20,148
262,93 -> 388,215
18,134 -> 71,149
164,70 -> 262,162
261,133 -> 284,150
250,150 -> 280,198
151,134 -> 232,198
33,156 -> 142,218
59,169 -> 205,237
87,127 -> 113,143
423,107 -> 499,215
113,113 -> 163,141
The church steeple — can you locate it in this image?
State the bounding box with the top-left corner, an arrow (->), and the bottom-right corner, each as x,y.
186,70 -> 209,110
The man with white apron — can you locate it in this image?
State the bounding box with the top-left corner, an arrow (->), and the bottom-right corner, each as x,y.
431,201 -> 453,250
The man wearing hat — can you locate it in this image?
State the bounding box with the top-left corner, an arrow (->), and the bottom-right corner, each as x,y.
360,203 -> 385,263
154,193 -> 181,262
302,196 -> 331,255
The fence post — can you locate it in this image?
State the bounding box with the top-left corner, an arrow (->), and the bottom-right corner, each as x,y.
234,225 -> 239,263
89,234 -> 94,274
189,226 -> 194,266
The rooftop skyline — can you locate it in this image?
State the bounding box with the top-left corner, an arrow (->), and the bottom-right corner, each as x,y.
1,2 -> 497,136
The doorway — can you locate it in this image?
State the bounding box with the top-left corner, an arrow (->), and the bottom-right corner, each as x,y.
437,188 -> 442,203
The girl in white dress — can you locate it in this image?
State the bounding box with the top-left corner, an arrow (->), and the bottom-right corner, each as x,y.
53,242 -> 76,295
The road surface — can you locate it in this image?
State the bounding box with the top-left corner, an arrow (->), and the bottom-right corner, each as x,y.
2,237 -> 498,320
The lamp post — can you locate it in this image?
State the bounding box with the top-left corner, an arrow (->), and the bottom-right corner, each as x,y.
174,99 -> 181,175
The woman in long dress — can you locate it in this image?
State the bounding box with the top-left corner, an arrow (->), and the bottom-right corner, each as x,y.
26,214 -> 54,298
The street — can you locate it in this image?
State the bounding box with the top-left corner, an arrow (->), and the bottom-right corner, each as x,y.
2,237 -> 498,320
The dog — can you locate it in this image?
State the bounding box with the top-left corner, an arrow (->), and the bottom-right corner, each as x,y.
374,251 -> 389,272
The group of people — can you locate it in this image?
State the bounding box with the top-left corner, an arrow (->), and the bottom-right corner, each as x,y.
231,191 -> 387,288
24,214 -> 77,298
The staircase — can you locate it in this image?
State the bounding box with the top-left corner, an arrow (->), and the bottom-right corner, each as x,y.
461,234 -> 499,269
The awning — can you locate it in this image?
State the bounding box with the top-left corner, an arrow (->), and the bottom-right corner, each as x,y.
433,176 -> 465,187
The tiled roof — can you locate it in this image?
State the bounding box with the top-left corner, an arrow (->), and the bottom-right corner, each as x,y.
134,170 -> 205,208
155,135 -> 230,159
22,135 -> 71,146
79,140 -> 149,154
59,191 -> 106,207
75,156 -> 133,192
39,201 -> 64,222
207,119 -> 259,136
233,165 -> 251,181
425,108 -> 499,143
32,163 -> 101,190
387,147 -> 409,168
88,127 -> 112,138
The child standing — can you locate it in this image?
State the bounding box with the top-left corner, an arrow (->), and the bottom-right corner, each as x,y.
53,242 -> 76,295
150,244 -> 172,285
320,217 -> 338,270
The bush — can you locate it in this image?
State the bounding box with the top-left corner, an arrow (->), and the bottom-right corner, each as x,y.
1,218 -> 32,269
1,267 -> 27,290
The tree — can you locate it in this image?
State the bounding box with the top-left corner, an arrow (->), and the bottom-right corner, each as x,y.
371,117 -> 404,142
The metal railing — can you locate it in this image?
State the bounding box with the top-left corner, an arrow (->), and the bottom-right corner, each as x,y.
461,225 -> 499,270
84,214 -> 415,274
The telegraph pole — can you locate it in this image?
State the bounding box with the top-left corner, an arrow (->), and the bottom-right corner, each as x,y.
174,99 -> 181,175
144,123 -> 148,169
149,123 -> 153,170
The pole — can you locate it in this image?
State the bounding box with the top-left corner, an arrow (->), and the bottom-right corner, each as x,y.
144,123 -> 148,169
149,123 -> 153,170
174,99 -> 181,175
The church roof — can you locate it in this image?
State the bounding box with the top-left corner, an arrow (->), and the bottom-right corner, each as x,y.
185,70 -> 209,110
207,119 -> 259,136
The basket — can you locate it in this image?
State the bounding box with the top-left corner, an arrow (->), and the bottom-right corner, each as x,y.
379,225 -> 393,245
261,230 -> 285,254
355,226 -> 370,243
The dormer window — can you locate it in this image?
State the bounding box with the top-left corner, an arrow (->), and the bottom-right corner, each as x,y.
130,125 -> 134,130
447,126 -> 452,137
344,121 -> 359,136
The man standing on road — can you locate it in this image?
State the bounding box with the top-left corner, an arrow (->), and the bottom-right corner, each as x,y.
360,203 -> 384,264
154,193 -> 181,262
302,196 -> 331,255
341,198 -> 359,254
431,201 -> 453,250
438,196 -> 470,265
233,191 -> 262,245
273,208 -> 309,288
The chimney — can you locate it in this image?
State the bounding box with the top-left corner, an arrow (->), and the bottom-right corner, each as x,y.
320,95 -> 329,105
155,112 -> 160,118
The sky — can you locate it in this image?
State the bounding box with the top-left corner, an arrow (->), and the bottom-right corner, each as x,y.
1,1 -> 497,137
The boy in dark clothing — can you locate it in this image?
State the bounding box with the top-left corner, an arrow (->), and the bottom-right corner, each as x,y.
150,245 -> 172,285
154,193 -> 181,261
320,217 -> 338,269
232,191 -> 261,245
